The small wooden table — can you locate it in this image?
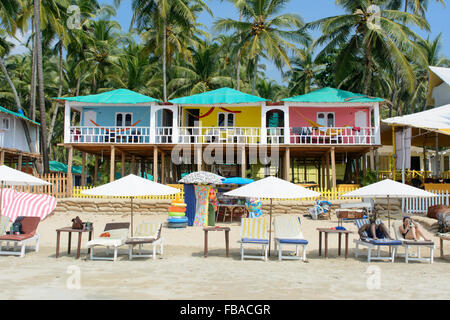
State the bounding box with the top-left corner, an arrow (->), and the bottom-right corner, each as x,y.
56,227 -> 94,259
439,235 -> 450,259
203,227 -> 230,258
317,228 -> 353,259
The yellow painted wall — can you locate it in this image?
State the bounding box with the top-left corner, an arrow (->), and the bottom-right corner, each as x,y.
183,106 -> 261,127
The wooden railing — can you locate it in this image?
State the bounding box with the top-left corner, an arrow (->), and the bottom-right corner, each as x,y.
378,170 -> 450,180
13,173 -> 70,198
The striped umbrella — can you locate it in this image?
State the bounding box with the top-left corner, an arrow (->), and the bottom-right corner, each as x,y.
0,165 -> 55,221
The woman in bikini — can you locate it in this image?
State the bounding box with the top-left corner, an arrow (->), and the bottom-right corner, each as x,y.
399,216 -> 431,241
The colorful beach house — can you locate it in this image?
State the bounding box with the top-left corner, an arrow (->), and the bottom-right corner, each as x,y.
59,87 -> 383,189
0,106 -> 41,172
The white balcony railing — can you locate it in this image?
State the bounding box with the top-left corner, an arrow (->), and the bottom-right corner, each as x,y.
69,126 -> 376,145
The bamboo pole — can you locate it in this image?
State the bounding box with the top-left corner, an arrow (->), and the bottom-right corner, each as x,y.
110,146 -> 115,182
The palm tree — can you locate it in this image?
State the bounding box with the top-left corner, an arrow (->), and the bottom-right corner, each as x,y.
309,0 -> 430,96
386,0 -> 446,16
214,0 -> 310,94
129,0 -> 211,102
285,46 -> 324,96
168,42 -> 233,97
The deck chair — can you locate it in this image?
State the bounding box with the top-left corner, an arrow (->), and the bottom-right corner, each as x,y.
354,219 -> 402,263
393,221 -> 434,264
0,217 -> 40,258
239,217 -> 269,261
87,222 -> 130,261
126,223 -> 163,260
274,216 -> 308,261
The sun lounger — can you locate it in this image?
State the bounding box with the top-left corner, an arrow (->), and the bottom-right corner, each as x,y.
87,222 -> 130,261
393,221 -> 434,264
239,217 -> 269,261
126,223 -> 163,260
0,217 -> 40,258
274,216 -> 308,261
354,219 -> 402,263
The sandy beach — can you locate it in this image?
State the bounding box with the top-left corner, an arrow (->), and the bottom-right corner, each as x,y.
0,211 -> 449,300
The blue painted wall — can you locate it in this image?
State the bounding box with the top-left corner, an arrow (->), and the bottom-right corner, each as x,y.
81,106 -> 151,127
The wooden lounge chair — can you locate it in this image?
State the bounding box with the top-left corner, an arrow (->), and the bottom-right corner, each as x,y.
126,223 -> 163,260
239,217 -> 269,261
393,221 -> 435,264
0,217 -> 40,258
354,219 -> 402,263
274,216 -> 308,261
87,222 -> 130,261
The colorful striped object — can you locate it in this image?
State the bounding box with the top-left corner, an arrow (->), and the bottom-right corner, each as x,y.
240,217 -> 268,241
1,188 -> 57,222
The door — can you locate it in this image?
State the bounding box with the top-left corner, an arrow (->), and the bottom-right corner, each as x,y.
355,111 -> 367,143
83,110 -> 97,142
185,109 -> 200,143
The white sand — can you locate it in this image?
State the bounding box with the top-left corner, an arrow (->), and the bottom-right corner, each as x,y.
0,211 -> 449,300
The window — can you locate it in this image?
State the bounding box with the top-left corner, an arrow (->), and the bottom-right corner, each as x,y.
115,113 -> 132,127
0,118 -> 10,130
317,112 -> 334,127
217,113 -> 235,127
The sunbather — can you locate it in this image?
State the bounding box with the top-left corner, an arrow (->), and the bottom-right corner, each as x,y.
358,217 -> 393,240
398,216 -> 431,241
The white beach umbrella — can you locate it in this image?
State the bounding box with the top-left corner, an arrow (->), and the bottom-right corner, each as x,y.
82,174 -> 181,236
342,179 -> 436,230
224,176 -> 321,255
0,165 -> 52,215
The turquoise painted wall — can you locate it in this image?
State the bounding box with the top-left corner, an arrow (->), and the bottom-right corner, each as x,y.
81,106 -> 152,127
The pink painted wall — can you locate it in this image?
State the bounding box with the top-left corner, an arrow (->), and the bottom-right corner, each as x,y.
289,106 -> 371,127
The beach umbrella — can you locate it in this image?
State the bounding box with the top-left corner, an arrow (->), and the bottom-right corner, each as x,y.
81,174 -> 180,236
0,165 -> 52,217
221,177 -> 254,185
178,171 -> 224,185
342,179 -> 436,231
224,176 -> 321,255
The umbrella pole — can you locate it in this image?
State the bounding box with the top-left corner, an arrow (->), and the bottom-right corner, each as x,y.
268,199 -> 272,257
0,182 -> 3,216
387,195 -> 391,255
131,196 -> 134,237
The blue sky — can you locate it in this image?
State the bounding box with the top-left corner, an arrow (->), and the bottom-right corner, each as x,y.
104,0 -> 450,83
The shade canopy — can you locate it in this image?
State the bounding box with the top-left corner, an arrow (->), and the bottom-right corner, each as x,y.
49,161 -> 82,174
81,174 -> 180,197
224,176 -> 321,199
342,179 -> 436,198
382,104 -> 450,136
168,87 -> 269,105
54,89 -> 161,104
221,177 -> 254,185
0,165 -> 51,186
178,171 -> 224,185
282,87 -> 384,103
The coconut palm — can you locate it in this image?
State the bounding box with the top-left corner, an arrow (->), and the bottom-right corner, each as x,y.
309,0 -> 430,96
214,0 -> 310,94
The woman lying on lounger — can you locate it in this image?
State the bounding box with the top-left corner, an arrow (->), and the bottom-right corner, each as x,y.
398,217 -> 431,241
358,217 -> 393,240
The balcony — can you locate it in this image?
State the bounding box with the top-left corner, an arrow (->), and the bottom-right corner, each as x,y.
68,126 -> 376,145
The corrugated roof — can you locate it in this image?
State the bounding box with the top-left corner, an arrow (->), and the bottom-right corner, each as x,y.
54,89 -> 161,104
169,87 -> 269,105
0,106 -> 40,126
282,87 -> 384,103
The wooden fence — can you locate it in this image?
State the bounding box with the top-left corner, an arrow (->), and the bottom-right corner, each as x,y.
72,184 -> 185,200
403,190 -> 449,215
13,173 -> 70,198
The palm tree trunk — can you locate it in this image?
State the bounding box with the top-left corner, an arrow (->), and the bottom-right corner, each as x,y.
252,55 -> 259,95
34,0 -> 50,173
162,17 -> 168,102
30,20 -> 37,122
235,9 -> 242,91
363,42 -> 372,95
47,43 -> 64,151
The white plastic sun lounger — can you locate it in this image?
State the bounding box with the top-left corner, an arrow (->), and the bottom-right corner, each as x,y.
239,217 -> 269,261
393,221 -> 434,264
126,222 -> 163,260
274,216 -> 308,261
87,222 -> 130,261
354,219 -> 402,263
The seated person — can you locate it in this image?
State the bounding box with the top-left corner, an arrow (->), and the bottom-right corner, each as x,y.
358,217 -> 393,240
398,216 -> 431,241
